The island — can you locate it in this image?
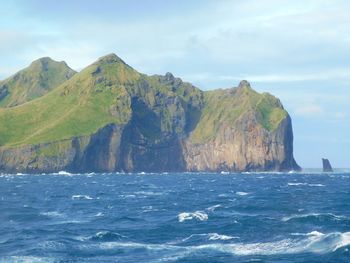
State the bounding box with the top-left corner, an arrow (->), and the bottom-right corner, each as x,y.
0,54 -> 301,173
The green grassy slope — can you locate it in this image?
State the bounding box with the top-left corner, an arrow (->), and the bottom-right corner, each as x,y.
0,57 -> 76,107
190,81 -> 287,143
0,55 -> 287,149
0,54 -> 139,146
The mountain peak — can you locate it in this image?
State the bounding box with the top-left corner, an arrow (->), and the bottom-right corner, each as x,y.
30,57 -> 55,68
29,57 -> 71,72
164,72 -> 175,81
0,57 -> 76,107
97,53 -> 126,65
238,80 -> 251,89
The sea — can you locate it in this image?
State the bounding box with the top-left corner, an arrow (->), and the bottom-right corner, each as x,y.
0,171 -> 349,263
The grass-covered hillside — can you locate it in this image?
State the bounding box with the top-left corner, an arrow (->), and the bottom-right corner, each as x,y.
0,54 -> 288,148
190,81 -> 287,143
0,54 -> 140,146
0,57 -> 76,107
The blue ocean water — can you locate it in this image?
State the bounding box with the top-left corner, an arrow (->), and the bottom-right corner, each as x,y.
0,172 -> 349,263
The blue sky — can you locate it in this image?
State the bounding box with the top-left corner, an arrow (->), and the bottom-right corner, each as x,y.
0,0 -> 349,168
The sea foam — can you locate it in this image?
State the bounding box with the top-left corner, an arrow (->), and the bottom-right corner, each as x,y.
91,231 -> 350,256
72,195 -> 93,200
236,191 -> 249,196
282,213 -> 348,222
178,211 -> 208,222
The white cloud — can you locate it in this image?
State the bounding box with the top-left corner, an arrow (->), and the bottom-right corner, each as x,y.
182,68 -> 350,85
294,104 -> 324,116
334,112 -> 347,120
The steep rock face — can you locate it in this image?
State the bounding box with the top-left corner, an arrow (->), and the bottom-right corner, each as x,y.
0,54 -> 300,173
183,112 -> 299,172
0,125 -> 123,173
322,158 -> 333,172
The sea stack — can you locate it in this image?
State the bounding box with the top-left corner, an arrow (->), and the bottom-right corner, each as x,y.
322,158 -> 333,172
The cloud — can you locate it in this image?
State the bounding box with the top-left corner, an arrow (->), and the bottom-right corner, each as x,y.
294,104 -> 324,116
1,0 -> 350,166
334,112 -> 347,120
183,69 -> 350,85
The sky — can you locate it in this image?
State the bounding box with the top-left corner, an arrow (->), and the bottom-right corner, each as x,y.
0,0 -> 349,168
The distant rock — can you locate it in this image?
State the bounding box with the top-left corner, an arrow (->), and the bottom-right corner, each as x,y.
322,158 -> 333,172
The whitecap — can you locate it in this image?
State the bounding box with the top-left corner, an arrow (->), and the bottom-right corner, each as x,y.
206,204 -> 221,212
72,195 -> 93,200
119,194 -> 136,198
291,231 -> 325,237
134,191 -> 163,196
178,211 -> 208,222
307,231 -> 325,237
288,182 -> 308,186
40,211 -> 64,218
1,256 -> 55,263
236,191 -> 249,196
288,182 -> 325,187
58,170 -> 72,175
90,231 -> 350,256
282,213 -> 347,222
179,233 -> 238,243
208,233 -> 238,241
95,212 -> 104,217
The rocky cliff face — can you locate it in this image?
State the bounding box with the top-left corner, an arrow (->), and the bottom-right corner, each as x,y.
0,54 -> 301,173
182,112 -> 298,172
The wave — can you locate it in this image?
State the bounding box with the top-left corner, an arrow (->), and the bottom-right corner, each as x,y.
291,231 -> 325,237
179,233 -> 238,243
119,194 -> 136,199
178,211 -> 208,222
208,233 -> 239,241
95,212 -> 104,217
40,211 -> 64,218
134,191 -> 163,196
236,191 -> 249,196
94,231 -> 350,257
288,182 -> 325,187
58,171 -> 73,176
282,213 -> 348,222
71,195 -> 93,200
76,231 -> 127,242
288,182 -> 308,186
206,204 -> 221,212
0,256 -> 55,263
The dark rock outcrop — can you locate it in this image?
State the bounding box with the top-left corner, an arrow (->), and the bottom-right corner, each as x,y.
322,158 -> 333,172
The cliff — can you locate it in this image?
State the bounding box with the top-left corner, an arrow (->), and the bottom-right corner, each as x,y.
0,54 -> 301,173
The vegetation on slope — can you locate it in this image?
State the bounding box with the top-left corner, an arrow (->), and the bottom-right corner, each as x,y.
190,81 -> 287,143
0,57 -> 76,107
0,55 -> 287,150
0,54 -> 139,146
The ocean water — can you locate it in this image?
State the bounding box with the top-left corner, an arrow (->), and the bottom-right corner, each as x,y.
0,171 -> 349,263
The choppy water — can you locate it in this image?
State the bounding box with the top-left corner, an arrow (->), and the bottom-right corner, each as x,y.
0,171 -> 349,262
